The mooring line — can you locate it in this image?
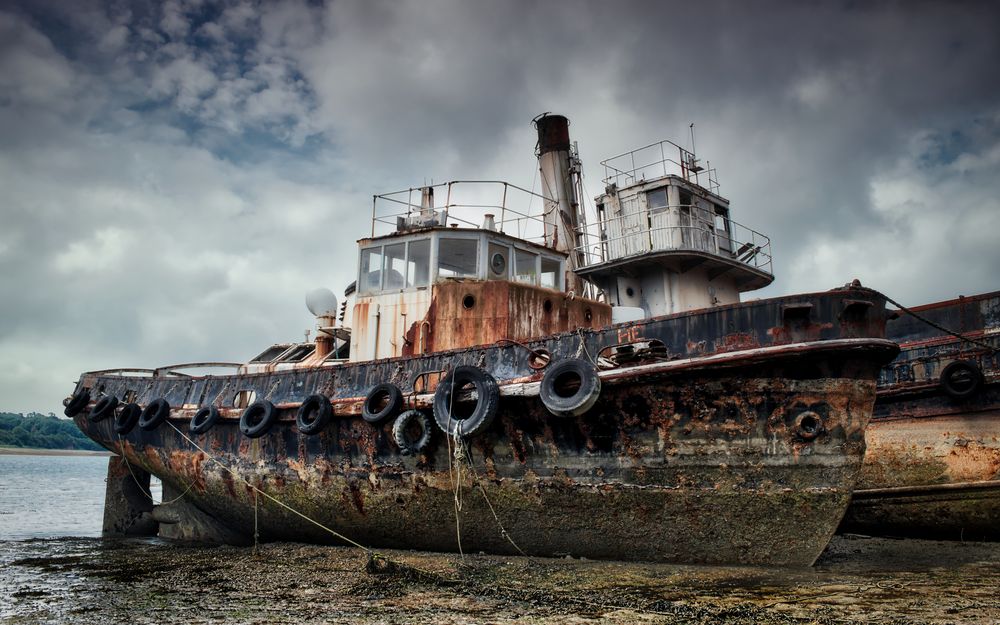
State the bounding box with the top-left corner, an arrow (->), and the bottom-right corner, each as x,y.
116,434 -> 196,505
163,421 -> 372,553
460,440 -> 528,557
876,289 -> 998,353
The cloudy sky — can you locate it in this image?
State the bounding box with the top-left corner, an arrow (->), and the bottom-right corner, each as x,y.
2,0 -> 999,413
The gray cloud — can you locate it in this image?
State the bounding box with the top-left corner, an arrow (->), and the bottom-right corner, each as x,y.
1,0 -> 999,413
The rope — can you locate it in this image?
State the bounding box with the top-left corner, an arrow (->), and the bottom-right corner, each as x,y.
253,489 -> 259,555
163,420 -> 373,553
494,338 -> 548,361
876,290 -> 998,354
116,434 -> 195,505
460,443 -> 528,557
576,328 -> 599,366
445,370 -> 464,558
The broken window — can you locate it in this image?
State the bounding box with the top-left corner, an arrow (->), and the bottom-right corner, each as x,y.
540,256 -> 562,290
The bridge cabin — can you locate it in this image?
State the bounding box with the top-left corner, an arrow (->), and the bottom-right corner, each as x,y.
574,140 -> 774,319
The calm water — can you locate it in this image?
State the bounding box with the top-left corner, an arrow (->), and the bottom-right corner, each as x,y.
0,453 -> 161,540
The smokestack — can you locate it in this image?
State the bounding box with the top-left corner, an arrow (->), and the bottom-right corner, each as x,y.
419,186 -> 435,220
534,113 -> 583,292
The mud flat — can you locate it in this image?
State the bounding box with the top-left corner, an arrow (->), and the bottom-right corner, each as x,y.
1,534 -> 998,624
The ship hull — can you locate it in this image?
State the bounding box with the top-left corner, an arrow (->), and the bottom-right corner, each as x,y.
841,291 -> 1000,540
69,288 -> 896,565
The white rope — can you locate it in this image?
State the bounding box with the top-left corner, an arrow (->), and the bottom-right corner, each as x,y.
445,371 -> 464,557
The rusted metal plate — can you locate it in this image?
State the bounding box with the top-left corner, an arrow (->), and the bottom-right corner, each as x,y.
843,291 -> 1000,540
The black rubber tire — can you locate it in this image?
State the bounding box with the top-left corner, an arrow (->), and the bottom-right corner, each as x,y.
392,409 -> 433,455
539,358 -> 602,417
940,361 -> 983,400
362,384 -> 403,424
89,395 -> 119,422
433,366 -> 500,438
115,403 -> 142,435
139,398 -> 171,431
64,390 -> 90,417
297,394 -> 332,435
240,400 -> 277,438
189,405 -> 220,434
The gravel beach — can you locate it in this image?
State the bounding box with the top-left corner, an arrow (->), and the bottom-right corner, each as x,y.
2,534 -> 998,624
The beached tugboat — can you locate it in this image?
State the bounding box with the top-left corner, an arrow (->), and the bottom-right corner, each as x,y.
841,291 -> 1000,540
64,114 -> 897,566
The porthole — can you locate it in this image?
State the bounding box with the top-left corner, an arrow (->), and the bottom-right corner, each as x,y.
584,308 -> 593,322
543,299 -> 553,313
463,294 -> 476,309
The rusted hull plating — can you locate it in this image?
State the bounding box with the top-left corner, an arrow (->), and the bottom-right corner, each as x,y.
69,288 -> 896,565
842,291 -> 1000,539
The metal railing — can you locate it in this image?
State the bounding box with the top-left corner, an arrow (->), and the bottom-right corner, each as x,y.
371,180 -> 556,243
601,139 -> 720,195
574,205 -> 773,275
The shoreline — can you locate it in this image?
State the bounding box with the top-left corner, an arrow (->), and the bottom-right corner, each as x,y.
0,446 -> 113,457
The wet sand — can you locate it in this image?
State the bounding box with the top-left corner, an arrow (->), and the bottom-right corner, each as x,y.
2,534 -> 998,624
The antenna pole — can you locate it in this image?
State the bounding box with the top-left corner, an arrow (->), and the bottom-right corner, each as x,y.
689,123 -> 696,157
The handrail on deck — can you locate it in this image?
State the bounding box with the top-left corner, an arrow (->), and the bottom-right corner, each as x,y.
574,204 -> 773,275
600,139 -> 720,194
86,362 -> 243,378
370,180 -> 556,241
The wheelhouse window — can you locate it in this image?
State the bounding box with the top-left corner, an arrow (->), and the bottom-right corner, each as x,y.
407,238 -> 431,287
646,187 -> 668,212
359,247 -> 383,294
438,237 -> 478,279
359,237 -> 431,293
540,257 -> 562,290
383,243 -> 407,290
514,249 -> 538,284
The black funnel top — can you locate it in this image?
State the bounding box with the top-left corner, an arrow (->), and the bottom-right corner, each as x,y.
534,114 -> 570,155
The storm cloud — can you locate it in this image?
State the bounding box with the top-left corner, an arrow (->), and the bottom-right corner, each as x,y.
1,0 -> 999,413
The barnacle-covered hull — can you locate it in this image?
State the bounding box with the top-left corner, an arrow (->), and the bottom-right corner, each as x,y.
70,288 -> 896,566
841,291 -> 1000,540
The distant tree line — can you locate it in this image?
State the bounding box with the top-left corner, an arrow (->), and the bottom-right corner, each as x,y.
0,412 -> 102,451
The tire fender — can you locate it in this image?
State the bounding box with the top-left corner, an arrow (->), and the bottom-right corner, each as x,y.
139,398 -> 171,431
89,395 -> 119,423
940,360 -> 983,400
392,409 -> 433,455
240,400 -> 277,438
115,403 -> 142,435
433,366 -> 500,438
189,405 -> 220,434
362,384 -> 403,424
297,394 -> 333,435
539,358 -> 602,417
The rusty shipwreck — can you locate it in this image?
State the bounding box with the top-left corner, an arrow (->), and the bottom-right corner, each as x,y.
841,291 -> 1000,539
64,114 -> 898,566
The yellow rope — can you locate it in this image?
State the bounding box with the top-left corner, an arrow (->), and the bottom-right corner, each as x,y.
163,421 -> 372,552
116,434 -> 195,505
